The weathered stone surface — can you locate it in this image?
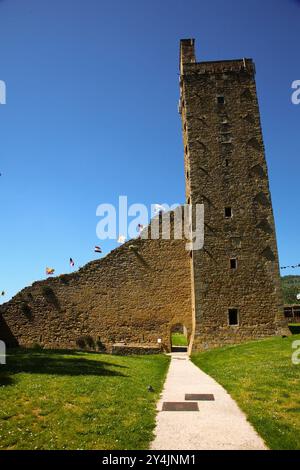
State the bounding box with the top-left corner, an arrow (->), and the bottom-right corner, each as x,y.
0,40 -> 288,354
0,221 -> 192,353
179,39 -> 286,351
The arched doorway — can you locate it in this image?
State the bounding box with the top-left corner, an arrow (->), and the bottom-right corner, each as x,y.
170,323 -> 188,352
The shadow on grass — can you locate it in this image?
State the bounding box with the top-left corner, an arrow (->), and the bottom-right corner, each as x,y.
3,349 -> 128,378
0,373 -> 14,387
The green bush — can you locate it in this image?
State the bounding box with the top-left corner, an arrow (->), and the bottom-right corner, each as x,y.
31,342 -> 43,350
76,336 -> 96,350
96,338 -> 106,352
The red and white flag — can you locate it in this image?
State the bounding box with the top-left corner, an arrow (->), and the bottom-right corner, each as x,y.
94,246 -> 102,253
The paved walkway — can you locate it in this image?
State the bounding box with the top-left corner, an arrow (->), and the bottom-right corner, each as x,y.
151,353 -> 267,450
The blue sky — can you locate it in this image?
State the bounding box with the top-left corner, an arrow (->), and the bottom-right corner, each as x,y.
0,0 -> 299,302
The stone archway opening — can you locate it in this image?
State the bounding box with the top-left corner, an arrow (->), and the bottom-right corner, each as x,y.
170,323 -> 188,352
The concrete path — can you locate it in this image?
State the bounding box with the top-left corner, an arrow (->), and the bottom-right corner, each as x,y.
151,353 -> 267,450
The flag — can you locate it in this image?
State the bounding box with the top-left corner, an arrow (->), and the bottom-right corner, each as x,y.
118,235 -> 126,244
94,246 -> 102,253
70,258 -> 74,267
46,267 -> 55,275
280,263 -> 300,270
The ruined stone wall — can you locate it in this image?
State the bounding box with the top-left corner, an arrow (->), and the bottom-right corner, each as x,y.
0,219 -> 192,353
0,41 -> 287,355
180,39 -> 286,351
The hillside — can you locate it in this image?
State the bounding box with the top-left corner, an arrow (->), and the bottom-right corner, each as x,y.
281,275 -> 300,304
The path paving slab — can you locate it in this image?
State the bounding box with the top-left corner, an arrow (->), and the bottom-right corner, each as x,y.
162,402 -> 199,411
185,393 -> 215,401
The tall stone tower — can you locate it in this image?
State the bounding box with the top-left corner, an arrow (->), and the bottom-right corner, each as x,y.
179,39 -> 285,351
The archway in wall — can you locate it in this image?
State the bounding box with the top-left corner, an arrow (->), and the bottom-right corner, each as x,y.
170,323 -> 188,352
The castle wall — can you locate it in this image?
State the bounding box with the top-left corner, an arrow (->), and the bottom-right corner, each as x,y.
180,39 -> 285,351
0,40 -> 287,355
0,230 -> 192,353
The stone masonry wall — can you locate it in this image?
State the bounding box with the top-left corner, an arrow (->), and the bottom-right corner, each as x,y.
179,39 -> 286,351
0,216 -> 192,353
0,41 -> 287,355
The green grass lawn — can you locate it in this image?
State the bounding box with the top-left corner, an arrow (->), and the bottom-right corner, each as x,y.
171,333 -> 188,347
0,349 -> 170,450
192,335 -> 300,450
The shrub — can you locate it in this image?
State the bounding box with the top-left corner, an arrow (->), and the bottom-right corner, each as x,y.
76,337 -> 86,349
85,336 -> 95,348
31,342 -> 43,350
76,336 -> 96,350
96,339 -> 106,352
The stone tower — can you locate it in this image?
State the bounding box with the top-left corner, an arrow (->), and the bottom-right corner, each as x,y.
179,39 -> 285,351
